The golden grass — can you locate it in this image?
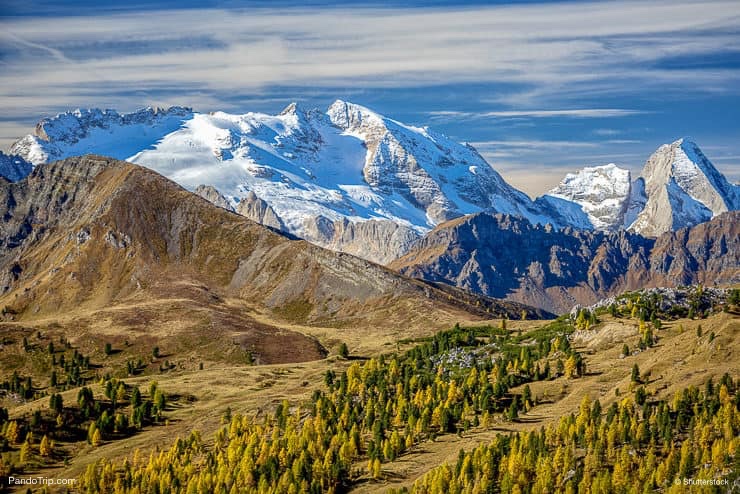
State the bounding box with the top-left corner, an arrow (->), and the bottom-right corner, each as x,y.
2,309 -> 737,493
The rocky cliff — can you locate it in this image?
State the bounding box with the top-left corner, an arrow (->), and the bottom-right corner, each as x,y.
391,211 -> 739,313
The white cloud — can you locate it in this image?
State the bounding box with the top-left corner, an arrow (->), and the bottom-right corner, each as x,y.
1,0 -> 739,154
593,128 -> 621,136
1,1 -> 739,103
430,109 -> 644,120
470,140 -> 599,149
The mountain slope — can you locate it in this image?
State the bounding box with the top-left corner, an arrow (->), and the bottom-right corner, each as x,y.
0,156 -> 548,337
390,211 -> 739,313
8,107 -> 193,165
7,103 -> 551,264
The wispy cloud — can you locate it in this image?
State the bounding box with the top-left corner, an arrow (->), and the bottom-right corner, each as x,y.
0,0 -> 739,186
470,140 -> 600,150
1,0 -> 739,113
593,128 -> 622,137
429,109 -> 644,120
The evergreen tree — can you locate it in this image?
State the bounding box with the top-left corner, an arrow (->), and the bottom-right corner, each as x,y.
39,434 -> 52,457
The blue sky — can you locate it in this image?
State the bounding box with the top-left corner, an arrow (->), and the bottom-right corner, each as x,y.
1,0 -> 739,195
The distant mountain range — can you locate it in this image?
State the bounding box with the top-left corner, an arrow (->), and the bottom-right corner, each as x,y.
1,103 -> 737,314
2,103 -> 737,265
390,211 -> 739,313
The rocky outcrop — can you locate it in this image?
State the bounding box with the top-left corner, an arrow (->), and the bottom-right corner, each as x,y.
194,184 -> 234,211
391,211 -> 739,314
583,286 -> 732,316
235,191 -> 285,231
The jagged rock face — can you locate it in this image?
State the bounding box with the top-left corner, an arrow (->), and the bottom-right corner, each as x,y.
647,211 -> 740,286
627,138 -> 740,237
7,101 -> 552,264
194,184 -> 234,211
300,216 -> 421,265
326,100 -> 546,225
538,163 -> 631,231
0,152 -> 33,182
391,211 -> 739,313
235,191 -> 285,231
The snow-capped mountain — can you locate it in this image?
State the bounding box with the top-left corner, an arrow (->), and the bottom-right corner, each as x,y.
7,102 -> 738,261
536,163 -> 631,231
8,101 -> 550,263
325,100 -> 548,225
627,138 -> 740,237
0,152 -> 32,182
536,138 -> 739,236
9,106 -> 193,165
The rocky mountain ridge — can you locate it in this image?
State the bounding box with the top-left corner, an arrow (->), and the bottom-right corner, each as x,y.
391,211 -> 739,313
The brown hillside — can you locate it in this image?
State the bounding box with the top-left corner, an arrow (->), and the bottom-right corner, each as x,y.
0,156 -> 546,365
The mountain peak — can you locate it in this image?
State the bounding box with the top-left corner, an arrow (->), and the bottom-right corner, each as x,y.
326,99 -> 384,131
674,136 -> 697,147
539,162 -> 631,231
279,102 -> 304,116
628,137 -> 739,236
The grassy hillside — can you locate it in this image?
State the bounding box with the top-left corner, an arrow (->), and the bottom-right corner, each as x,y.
1,295 -> 736,492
